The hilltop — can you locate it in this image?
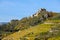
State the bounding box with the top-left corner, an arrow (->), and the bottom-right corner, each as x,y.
0,8 -> 60,40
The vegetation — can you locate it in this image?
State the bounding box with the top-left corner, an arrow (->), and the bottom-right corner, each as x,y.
0,8 -> 60,40
34,24 -> 60,40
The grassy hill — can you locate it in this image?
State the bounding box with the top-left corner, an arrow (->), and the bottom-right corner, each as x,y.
2,19 -> 60,40
2,22 -> 55,40
1,8 -> 60,40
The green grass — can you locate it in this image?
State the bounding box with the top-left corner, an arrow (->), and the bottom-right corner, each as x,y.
22,24 -> 56,40
48,36 -> 60,40
45,20 -> 60,23
2,20 -> 60,40
2,23 -> 55,40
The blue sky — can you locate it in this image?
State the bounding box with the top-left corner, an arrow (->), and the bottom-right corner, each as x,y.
0,0 -> 60,22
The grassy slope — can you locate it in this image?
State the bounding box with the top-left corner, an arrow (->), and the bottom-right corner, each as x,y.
2,13 -> 60,40
2,20 -> 57,40
48,37 -> 60,40
23,20 -> 60,40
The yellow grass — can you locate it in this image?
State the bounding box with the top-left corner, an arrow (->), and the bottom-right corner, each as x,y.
48,36 -> 60,40
2,20 -> 60,40
2,24 -> 55,40
45,20 -> 60,23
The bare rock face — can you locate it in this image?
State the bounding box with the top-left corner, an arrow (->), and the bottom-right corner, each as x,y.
40,8 -> 46,12
32,8 -> 47,17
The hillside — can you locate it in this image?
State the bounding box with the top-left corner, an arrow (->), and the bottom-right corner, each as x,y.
1,8 -> 60,40
2,20 -> 60,40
